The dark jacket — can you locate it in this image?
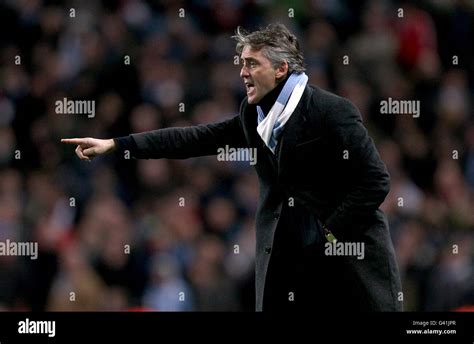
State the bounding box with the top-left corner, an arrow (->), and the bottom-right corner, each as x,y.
121,85 -> 403,311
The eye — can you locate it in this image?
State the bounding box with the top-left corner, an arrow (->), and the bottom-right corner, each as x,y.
241,60 -> 257,68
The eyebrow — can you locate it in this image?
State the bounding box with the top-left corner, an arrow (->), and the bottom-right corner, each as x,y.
241,57 -> 259,63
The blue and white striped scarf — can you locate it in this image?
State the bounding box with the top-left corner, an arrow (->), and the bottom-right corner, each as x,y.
257,72 -> 308,154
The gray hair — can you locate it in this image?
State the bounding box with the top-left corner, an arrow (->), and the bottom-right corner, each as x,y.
232,23 -> 306,74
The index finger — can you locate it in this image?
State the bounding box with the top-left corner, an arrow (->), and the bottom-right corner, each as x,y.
61,138 -> 87,145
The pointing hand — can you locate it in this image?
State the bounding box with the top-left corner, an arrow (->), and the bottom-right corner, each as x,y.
61,137 -> 116,161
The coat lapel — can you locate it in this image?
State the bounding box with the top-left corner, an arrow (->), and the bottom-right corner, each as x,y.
277,87 -> 310,180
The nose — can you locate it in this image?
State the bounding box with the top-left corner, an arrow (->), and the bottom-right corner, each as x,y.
240,65 -> 249,78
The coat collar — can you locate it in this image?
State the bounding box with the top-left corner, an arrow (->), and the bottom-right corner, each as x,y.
241,85 -> 313,180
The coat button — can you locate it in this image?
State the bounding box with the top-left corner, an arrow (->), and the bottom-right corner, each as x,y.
273,212 -> 280,219
264,247 -> 272,254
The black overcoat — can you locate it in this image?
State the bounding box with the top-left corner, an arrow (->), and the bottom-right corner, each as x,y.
129,85 -> 403,311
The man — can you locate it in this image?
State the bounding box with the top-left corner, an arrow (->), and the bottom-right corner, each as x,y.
62,24 -> 402,311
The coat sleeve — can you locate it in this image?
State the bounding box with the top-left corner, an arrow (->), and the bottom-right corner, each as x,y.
125,114 -> 247,159
323,97 -> 390,236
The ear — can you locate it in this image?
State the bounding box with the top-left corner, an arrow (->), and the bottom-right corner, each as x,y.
275,61 -> 289,80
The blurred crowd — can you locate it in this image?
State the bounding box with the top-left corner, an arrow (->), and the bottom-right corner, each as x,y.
0,0 -> 473,311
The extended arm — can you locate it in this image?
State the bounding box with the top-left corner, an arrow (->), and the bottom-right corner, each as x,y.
62,114 -> 246,161
123,114 -> 246,159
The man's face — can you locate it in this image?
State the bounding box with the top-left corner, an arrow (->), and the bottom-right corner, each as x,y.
240,46 -> 285,104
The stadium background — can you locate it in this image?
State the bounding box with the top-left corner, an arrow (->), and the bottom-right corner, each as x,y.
0,0 -> 473,311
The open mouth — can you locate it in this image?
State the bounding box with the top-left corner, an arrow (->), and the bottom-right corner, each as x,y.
245,82 -> 255,95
